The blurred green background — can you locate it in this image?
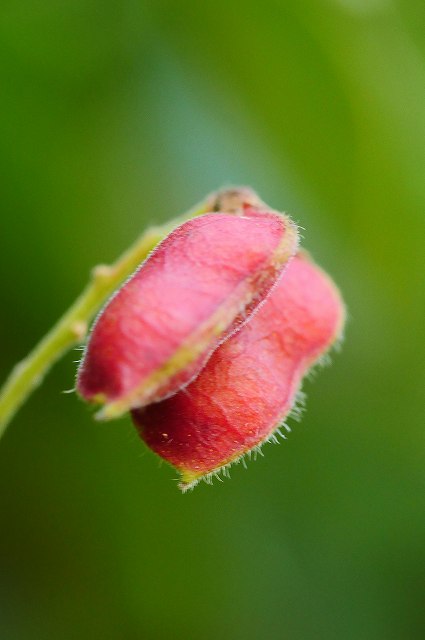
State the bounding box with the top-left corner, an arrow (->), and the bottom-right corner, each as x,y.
1,1 -> 425,638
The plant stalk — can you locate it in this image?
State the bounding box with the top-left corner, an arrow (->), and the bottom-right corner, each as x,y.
0,199 -> 210,440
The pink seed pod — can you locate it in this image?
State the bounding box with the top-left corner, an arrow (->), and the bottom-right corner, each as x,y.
77,211 -> 298,419
132,252 -> 345,490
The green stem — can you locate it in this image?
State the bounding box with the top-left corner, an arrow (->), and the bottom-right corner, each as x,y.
0,199 -> 209,440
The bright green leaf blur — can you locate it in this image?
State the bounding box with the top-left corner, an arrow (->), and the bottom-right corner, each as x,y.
1,1 -> 424,639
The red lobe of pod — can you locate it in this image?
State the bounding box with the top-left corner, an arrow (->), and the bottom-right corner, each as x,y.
77,211 -> 298,419
132,252 -> 345,490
